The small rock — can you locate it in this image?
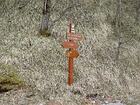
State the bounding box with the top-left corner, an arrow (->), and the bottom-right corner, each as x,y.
86,93 -> 98,100
71,89 -> 83,95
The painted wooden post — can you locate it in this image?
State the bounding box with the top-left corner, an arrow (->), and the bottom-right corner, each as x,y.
68,57 -> 73,85
62,20 -> 82,86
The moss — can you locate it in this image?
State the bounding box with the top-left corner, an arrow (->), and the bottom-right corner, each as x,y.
0,63 -> 25,93
38,28 -> 51,37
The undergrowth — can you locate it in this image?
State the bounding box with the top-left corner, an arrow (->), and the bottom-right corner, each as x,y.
0,63 -> 25,93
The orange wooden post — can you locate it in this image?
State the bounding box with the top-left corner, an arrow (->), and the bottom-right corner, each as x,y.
68,56 -> 73,86
68,19 -> 74,86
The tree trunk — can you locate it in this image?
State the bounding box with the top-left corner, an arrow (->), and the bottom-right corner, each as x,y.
40,0 -> 51,36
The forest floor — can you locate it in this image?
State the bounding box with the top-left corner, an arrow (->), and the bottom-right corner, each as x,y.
0,85 -> 128,105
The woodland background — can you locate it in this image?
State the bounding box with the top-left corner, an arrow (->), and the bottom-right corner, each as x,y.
0,0 -> 140,105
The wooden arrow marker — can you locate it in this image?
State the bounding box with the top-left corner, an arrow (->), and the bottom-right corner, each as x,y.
62,40 -> 78,49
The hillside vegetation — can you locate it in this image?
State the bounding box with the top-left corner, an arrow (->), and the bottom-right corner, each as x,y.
0,0 -> 140,105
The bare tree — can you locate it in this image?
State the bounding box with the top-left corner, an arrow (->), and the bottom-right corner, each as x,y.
39,0 -> 51,36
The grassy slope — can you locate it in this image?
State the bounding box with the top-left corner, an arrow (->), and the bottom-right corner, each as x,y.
0,0 -> 140,104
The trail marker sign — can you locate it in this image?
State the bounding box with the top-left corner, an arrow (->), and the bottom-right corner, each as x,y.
62,40 -> 78,49
62,20 -> 82,86
66,49 -> 79,58
67,33 -> 82,41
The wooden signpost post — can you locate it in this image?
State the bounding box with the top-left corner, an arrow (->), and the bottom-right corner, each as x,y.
62,20 -> 82,86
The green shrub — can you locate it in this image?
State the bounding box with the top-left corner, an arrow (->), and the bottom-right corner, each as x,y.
0,63 -> 25,93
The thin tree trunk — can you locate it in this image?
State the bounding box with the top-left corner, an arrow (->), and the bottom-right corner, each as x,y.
115,0 -> 122,60
40,0 -> 51,35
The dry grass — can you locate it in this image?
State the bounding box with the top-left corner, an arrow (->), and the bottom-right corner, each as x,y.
0,0 -> 140,105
